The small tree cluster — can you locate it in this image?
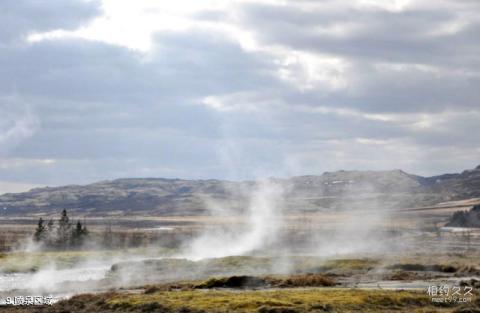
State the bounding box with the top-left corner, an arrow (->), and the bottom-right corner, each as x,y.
446,205 -> 480,228
33,209 -> 88,250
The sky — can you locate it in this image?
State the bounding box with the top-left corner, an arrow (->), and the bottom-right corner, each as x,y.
0,0 -> 479,191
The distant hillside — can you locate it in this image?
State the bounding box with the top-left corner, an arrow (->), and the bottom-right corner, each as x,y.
1,166 -> 480,216
424,165 -> 480,199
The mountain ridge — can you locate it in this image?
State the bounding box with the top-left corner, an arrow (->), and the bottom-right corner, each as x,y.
1,166 -> 479,216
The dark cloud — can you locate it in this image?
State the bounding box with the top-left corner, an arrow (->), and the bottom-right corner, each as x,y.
0,0 -> 101,43
0,30 -> 279,103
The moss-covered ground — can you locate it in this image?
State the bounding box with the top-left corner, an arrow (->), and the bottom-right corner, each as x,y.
2,286 -> 478,313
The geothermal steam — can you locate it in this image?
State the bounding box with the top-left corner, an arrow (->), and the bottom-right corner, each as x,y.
186,179 -> 283,260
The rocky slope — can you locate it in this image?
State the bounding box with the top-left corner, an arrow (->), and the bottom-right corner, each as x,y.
1,166 -> 479,216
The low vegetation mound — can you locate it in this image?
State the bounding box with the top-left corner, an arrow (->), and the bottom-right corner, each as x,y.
194,274 -> 336,289
460,279 -> 480,289
388,263 -> 457,273
108,256 -> 379,285
389,271 -> 418,281
266,274 -> 336,288
196,276 -> 268,289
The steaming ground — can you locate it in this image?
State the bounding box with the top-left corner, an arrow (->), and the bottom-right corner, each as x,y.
0,196 -> 479,311
1,204 -> 479,301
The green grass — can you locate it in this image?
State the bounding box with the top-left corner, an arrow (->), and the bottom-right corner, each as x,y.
0,250 -> 96,273
0,247 -> 174,273
2,284 -> 477,312
106,288 -> 463,312
109,255 -> 383,284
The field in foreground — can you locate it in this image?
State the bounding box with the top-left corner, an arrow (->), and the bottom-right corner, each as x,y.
2,285 -> 478,313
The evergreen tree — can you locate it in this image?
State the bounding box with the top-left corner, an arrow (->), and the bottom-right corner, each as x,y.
103,224 -> 113,248
45,219 -> 55,247
81,223 -> 88,236
32,210 -> 89,250
57,209 -> 72,249
59,209 -> 69,225
47,219 -> 54,232
71,220 -> 89,248
76,220 -> 82,232
34,218 -> 45,242
71,220 -> 81,247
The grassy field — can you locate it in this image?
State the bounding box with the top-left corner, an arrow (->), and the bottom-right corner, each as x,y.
105,288 -> 474,313
2,285 -> 478,312
0,252 -> 478,312
0,246 -> 175,273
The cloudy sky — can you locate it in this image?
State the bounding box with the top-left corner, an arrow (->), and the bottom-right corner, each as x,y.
1,0 -> 479,191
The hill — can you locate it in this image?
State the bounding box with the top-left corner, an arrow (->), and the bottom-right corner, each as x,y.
1,166 -> 480,216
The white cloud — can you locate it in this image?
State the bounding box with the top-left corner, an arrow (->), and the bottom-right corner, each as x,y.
0,158 -> 56,170
0,181 -> 44,195
26,0 -> 261,51
0,102 -> 40,156
275,50 -> 349,91
355,0 -> 413,12
202,92 -> 280,112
